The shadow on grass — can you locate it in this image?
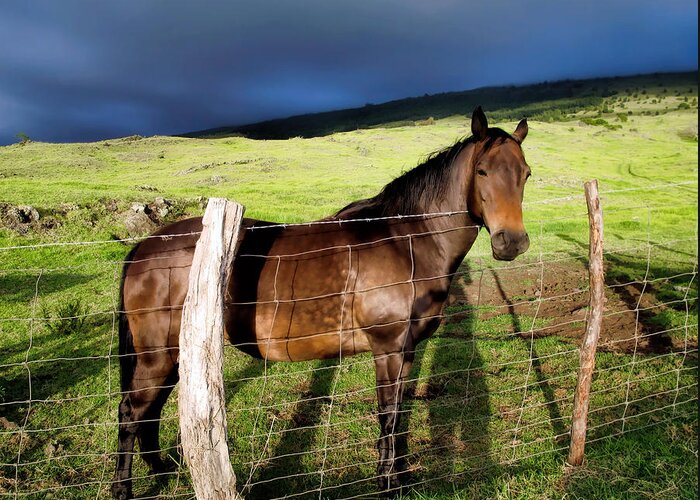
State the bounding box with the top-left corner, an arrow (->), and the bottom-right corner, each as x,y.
491,269 -> 568,441
0,314 -> 113,423
246,359 -> 340,499
556,231 -> 698,352
0,272 -> 95,305
0,316 -> 117,492
405,261 -> 497,494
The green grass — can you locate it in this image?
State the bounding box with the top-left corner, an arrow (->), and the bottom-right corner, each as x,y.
0,72 -> 697,498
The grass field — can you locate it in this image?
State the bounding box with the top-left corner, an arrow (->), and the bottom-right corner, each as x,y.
0,72 -> 697,498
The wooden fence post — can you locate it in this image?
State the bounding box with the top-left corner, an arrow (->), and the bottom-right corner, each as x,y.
567,180 -> 605,466
179,198 -> 245,499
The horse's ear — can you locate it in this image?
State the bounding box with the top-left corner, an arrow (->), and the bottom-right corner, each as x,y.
512,119 -> 528,143
471,106 -> 488,140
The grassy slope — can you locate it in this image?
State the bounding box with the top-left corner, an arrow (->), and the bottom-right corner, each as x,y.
0,72 -> 697,498
185,72 -> 696,140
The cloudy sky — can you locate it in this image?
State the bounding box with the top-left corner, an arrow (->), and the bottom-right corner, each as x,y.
0,0 -> 697,145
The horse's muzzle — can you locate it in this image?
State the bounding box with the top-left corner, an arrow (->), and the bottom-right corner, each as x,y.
491,229 -> 530,261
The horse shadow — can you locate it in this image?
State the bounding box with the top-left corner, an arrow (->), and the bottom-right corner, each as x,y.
245,358 -> 340,498
404,261 -> 497,493
490,268 -> 568,441
0,270 -> 126,490
0,271 -> 112,423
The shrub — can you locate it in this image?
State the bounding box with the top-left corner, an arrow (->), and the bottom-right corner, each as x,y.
15,132 -> 31,145
580,117 -> 622,130
532,109 -> 567,122
43,298 -> 89,336
415,117 -> 435,126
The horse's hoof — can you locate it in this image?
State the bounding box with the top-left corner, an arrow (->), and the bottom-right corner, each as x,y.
111,481 -> 132,500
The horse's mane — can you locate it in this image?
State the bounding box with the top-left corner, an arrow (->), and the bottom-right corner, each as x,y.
333,128 -> 516,219
332,137 -> 469,219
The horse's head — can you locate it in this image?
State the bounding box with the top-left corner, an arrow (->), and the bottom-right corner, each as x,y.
467,107 -> 531,261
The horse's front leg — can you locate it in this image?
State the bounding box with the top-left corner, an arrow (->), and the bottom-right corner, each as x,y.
373,336 -> 415,494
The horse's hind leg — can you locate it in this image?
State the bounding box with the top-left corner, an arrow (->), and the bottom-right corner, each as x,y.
137,367 -> 179,473
113,394 -> 138,499
113,354 -> 177,499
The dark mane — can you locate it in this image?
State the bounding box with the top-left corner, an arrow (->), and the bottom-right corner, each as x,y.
333,137 -> 470,218
334,127 -> 514,219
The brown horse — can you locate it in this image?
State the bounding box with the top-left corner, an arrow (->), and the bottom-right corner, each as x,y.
112,107 -> 531,498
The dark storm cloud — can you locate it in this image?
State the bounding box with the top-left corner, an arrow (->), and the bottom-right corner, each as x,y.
0,0 -> 697,144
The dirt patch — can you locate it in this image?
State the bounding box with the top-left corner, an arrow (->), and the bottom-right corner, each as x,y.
0,203 -> 60,234
446,260 -> 697,355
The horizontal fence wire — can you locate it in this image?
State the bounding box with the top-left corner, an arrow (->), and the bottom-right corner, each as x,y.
0,184 -> 697,498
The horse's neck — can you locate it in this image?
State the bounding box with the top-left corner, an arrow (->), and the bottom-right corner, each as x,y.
418,144 -> 480,273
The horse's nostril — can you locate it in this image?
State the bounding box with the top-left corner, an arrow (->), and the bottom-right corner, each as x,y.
492,230 -> 509,250
492,230 -> 530,258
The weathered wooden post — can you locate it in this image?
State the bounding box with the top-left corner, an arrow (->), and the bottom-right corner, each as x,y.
179,198 -> 245,499
568,180 -> 604,466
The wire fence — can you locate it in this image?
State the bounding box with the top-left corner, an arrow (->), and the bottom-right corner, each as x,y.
0,182 -> 697,498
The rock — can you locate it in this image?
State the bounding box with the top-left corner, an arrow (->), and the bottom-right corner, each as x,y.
124,211 -> 157,237
130,202 -> 151,214
0,204 -> 42,233
152,197 -> 172,218
9,205 -> 40,224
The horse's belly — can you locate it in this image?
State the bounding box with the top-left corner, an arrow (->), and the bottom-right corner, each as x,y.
228,295 -> 371,362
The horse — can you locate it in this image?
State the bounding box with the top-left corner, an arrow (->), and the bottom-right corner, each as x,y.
112,107 -> 531,498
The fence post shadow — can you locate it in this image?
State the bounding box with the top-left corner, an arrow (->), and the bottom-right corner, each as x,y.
490,268 -> 568,441
556,232 -> 674,353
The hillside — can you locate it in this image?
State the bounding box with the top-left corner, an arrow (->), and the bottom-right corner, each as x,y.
0,71 -> 696,228
183,71 -> 698,139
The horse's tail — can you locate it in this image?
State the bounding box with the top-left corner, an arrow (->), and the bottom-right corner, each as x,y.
118,244 -> 140,393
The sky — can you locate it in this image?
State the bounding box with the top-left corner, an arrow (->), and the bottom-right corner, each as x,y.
0,0 -> 697,145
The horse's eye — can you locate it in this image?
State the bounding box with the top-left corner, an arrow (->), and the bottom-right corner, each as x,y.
477,169 -> 487,176
525,171 -> 531,179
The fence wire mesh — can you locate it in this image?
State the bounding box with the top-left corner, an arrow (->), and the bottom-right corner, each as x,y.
0,184 -> 697,498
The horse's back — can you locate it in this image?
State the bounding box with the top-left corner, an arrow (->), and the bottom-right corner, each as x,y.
229,218 -> 428,361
